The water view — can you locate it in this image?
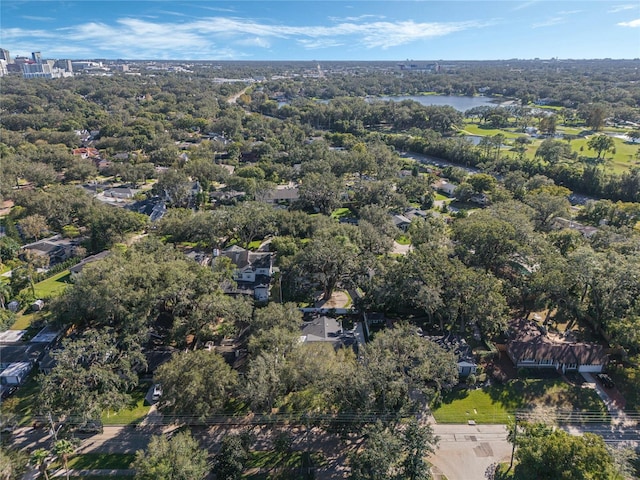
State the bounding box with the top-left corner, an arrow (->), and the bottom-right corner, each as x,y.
373,94 -> 499,112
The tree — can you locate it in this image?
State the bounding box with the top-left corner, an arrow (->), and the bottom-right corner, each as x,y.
133,431 -> 209,480
297,171 -> 343,215
155,350 -> 237,418
54,440 -> 76,480
30,449 -> 51,480
535,139 -> 572,164
292,232 -> 359,301
523,191 -> 571,231
18,214 -> 49,241
513,422 -> 622,480
38,329 -> 144,422
349,422 -> 402,480
349,420 -> 438,480
582,103 -> 609,131
587,134 -> 615,159
212,433 -> 251,480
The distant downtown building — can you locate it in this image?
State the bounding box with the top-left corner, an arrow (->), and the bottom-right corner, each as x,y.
0,48 -> 11,63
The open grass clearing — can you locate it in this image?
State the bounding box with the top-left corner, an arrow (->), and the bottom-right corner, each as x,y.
460,122 -> 522,139
433,377 -> 606,424
32,271 -> 72,298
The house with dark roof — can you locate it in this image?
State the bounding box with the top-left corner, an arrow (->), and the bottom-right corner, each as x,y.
70,250 -> 110,278
424,332 -> 477,377
300,315 -> 358,351
127,196 -> 167,222
21,235 -> 78,265
214,246 -> 274,301
506,319 -> 607,374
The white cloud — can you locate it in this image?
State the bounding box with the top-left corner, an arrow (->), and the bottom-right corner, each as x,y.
608,5 -> 638,14
532,17 -> 565,28
21,15 -> 55,22
512,1 -> 538,12
328,14 -> 386,22
1,15 -> 488,58
557,10 -> 582,16
618,18 -> 640,27
236,37 -> 271,48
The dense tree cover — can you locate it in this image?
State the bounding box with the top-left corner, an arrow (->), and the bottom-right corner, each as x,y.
133,431 -> 210,480
349,420 -> 437,480
510,422 -> 625,480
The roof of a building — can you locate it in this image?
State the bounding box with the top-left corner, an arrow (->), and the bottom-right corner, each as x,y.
508,319 -> 607,366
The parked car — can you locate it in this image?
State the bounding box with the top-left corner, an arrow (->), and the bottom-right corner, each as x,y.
152,384 -> 162,401
75,420 -> 103,434
597,373 -> 615,388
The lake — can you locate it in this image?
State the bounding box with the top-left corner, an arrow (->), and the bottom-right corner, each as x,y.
372,95 -> 499,112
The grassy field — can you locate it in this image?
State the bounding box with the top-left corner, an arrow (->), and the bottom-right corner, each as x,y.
101,383 -> 152,425
461,122 -> 522,139
433,378 -> 606,424
10,311 -> 40,330
67,453 -> 136,470
330,207 -> 353,219
32,271 -> 72,298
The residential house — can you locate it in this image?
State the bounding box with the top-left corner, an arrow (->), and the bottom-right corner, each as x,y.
72,147 -> 100,159
432,179 -> 457,196
552,217 -> 598,238
103,187 -> 135,199
21,235 -> 78,265
215,246 -> 274,301
127,197 -> 167,222
70,250 -> 110,278
392,214 -> 412,232
0,362 -> 31,385
255,182 -> 300,205
424,332 -> 478,377
506,319 -> 607,374
300,314 -> 358,351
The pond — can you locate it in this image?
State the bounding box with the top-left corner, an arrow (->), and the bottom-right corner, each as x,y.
372,94 -> 500,112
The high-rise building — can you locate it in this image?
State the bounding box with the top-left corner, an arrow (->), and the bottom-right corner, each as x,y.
31,51 -> 42,64
0,48 -> 11,63
22,62 -> 72,79
0,60 -> 8,77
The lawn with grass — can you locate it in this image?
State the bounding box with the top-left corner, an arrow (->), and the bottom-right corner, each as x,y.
395,235 -> 411,246
460,122 -> 522,139
247,239 -> 263,250
330,207 -> 353,219
0,374 -> 40,425
67,453 -> 136,470
31,271 -> 72,298
433,378 -> 606,424
10,311 -> 39,330
101,383 -> 151,425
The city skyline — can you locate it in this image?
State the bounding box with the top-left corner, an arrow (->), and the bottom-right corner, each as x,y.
1,1 -> 640,61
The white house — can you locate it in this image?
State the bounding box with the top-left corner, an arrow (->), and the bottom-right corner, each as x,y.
432,179 -> 457,196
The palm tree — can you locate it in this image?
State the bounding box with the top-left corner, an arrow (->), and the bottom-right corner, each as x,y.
30,448 -> 51,480
54,439 -> 75,480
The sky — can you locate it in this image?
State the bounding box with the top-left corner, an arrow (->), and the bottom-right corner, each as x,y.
1,1 -> 639,61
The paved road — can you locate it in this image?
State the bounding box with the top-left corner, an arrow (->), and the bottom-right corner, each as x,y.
11,419 -> 639,480
429,424 -> 511,480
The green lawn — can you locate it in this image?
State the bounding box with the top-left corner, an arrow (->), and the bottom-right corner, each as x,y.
0,374 -> 40,425
68,453 -> 136,470
10,311 -> 39,330
395,235 -> 411,246
32,271 -> 72,298
247,239 -> 263,250
330,207 -> 352,219
101,383 -> 152,425
460,122 -> 522,139
433,378 -> 606,424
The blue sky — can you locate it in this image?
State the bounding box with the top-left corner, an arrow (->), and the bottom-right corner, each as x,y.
1,1 -> 639,61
